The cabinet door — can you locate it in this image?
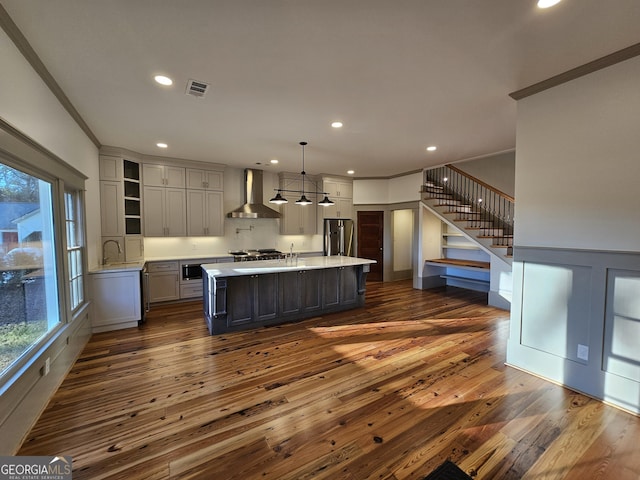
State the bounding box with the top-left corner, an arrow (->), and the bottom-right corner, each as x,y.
165,188 -> 187,236
323,179 -> 352,198
226,276 -> 254,326
301,269 -> 322,312
336,198 -> 353,219
165,166 -> 186,188
143,186 -> 165,236
124,236 -> 144,262
280,202 -> 303,235
339,266 -> 358,306
186,189 -> 206,236
100,181 -> 124,236
205,170 -> 223,190
279,271 -> 302,315
186,169 -> 207,190
254,273 -> 278,322
89,271 -> 141,331
302,199 -> 317,234
187,190 -> 222,236
320,198 -> 353,220
279,195 -> 316,234
142,164 -> 165,186
148,271 -> 180,302
186,169 -> 223,190
204,190 -> 224,235
99,155 -> 123,181
323,268 -> 341,308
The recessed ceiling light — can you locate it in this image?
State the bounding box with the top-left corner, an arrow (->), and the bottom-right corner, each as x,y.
347,170 -> 355,175
537,0 -> 562,8
331,121 -> 343,128
270,159 -> 279,164
426,146 -> 437,152
154,75 -> 173,86
156,143 -> 168,148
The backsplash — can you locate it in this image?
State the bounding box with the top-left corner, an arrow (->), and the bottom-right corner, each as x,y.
143,217 -> 323,258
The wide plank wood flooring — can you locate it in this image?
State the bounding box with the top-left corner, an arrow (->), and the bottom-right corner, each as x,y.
18,280 -> 640,479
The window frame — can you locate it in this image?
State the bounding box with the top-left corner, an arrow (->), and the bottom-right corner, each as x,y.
64,189 -> 86,313
0,132 -> 88,387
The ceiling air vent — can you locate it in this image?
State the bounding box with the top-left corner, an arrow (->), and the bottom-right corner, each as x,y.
186,79 -> 210,98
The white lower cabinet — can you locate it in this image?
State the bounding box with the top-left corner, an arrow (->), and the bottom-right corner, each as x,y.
89,270 -> 141,333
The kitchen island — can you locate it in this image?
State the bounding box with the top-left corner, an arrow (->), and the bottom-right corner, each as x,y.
202,256 -> 376,334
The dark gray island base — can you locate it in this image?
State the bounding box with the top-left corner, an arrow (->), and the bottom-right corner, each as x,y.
202,256 -> 376,335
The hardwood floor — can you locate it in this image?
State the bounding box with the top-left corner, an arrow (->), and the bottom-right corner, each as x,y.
18,280 -> 640,479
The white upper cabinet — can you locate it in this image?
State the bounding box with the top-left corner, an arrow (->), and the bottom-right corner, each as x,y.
279,173 -> 317,235
187,190 -> 224,236
100,180 -> 124,237
322,178 -> 353,198
99,155 -> 123,181
321,177 -> 354,220
321,198 -> 354,219
142,163 -> 186,187
186,168 -> 224,190
143,186 -> 187,237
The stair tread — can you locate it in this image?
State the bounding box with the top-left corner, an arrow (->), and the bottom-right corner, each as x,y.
425,258 -> 490,270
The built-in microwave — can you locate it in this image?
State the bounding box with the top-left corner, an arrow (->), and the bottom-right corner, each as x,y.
182,263 -> 203,281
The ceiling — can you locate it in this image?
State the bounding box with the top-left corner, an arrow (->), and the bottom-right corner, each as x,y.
2,1 -> 639,178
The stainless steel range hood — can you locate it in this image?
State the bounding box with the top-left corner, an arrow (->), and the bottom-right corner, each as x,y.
227,169 -> 281,219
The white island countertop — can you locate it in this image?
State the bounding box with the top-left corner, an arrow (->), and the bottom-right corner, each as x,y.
202,256 -> 376,278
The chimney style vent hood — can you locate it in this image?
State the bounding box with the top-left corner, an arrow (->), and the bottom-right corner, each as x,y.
227,169 -> 281,219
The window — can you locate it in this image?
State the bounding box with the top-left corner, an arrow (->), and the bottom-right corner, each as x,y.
65,191 -> 84,312
0,162 -> 60,376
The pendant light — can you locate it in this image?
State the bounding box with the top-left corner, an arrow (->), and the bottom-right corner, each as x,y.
269,191 -> 288,204
269,141 -> 334,207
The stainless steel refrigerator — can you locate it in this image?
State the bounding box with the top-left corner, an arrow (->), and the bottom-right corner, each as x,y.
323,218 -> 354,256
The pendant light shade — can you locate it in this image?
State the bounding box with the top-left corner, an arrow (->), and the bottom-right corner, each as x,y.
295,194 -> 313,205
269,191 -> 288,204
318,195 -> 334,206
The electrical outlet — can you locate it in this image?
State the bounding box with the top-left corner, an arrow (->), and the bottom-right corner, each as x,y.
577,344 -> 589,361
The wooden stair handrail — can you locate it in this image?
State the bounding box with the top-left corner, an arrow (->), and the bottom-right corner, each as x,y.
446,164 -> 515,203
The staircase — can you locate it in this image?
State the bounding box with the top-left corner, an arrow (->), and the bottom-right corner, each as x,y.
421,164 -> 514,267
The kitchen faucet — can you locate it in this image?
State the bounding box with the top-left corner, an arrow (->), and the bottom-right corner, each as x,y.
102,239 -> 122,265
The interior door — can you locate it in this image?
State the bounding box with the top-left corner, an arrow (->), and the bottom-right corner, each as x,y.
357,211 -> 384,281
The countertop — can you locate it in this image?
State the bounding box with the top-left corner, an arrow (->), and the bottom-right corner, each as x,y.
89,261 -> 145,273
202,256 -> 376,278
88,251 -> 324,273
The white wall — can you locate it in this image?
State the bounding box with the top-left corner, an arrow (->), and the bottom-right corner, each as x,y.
0,29 -> 101,267
514,56 -> 640,250
388,172 -> 422,203
353,171 -> 422,205
454,150 -> 515,198
509,55 -> 640,415
353,179 -> 389,204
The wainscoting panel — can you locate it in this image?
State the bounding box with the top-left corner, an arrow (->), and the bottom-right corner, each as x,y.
603,269 -> 640,383
520,262 -> 592,363
507,246 -> 640,415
